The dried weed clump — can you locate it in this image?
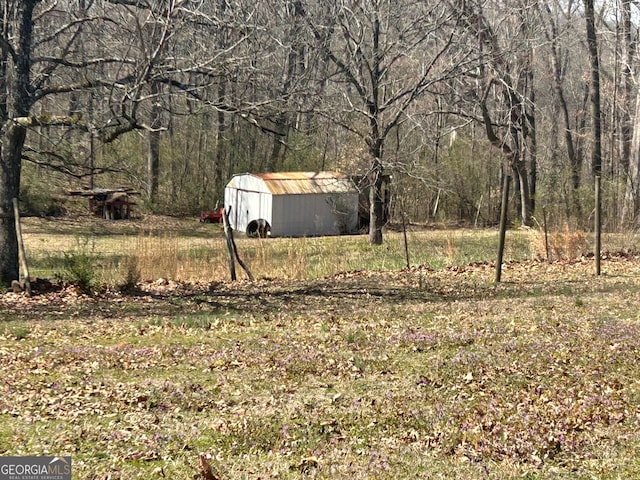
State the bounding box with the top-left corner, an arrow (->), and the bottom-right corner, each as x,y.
531,224 -> 589,262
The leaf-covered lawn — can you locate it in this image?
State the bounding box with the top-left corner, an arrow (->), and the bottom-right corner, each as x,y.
2,255 -> 640,479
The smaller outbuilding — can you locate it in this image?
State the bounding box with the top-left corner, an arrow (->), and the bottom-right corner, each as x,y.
68,187 -> 138,220
224,171 -> 360,237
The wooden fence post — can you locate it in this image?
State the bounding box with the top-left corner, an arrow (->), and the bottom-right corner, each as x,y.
222,207 -> 254,282
12,198 -> 31,295
222,207 -> 237,281
595,175 -> 601,276
495,174 -> 510,283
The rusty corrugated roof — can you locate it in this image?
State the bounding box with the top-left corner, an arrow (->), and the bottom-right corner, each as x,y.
251,171 -> 356,195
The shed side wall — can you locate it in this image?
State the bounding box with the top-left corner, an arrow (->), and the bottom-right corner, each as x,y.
272,192 -> 358,237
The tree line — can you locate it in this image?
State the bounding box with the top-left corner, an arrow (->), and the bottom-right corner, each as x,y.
0,0 -> 637,284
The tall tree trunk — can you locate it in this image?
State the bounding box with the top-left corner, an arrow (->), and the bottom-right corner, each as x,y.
548,34 -> 582,216
620,0 -> 633,175
510,86 -> 533,227
368,156 -> 385,245
528,71 -> 537,217
515,26 -> 535,226
584,0 -> 602,177
625,88 -> 640,223
622,0 -> 640,224
0,124 -> 26,284
215,79 -> 228,202
514,155 -> 532,225
197,113 -> 210,208
147,81 -> 162,205
368,7 -> 384,245
265,116 -> 287,172
0,1 -> 36,286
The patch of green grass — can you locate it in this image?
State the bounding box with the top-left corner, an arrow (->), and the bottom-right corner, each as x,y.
149,313 -> 216,329
344,328 -> 367,345
0,322 -> 30,340
0,415 -> 15,454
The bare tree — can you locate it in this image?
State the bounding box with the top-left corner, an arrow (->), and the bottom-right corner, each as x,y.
619,0 -> 634,176
301,0 -> 463,244
538,0 -> 587,219
451,0 -> 539,227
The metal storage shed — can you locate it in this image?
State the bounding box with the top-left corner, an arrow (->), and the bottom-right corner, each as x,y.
224,171 -> 360,237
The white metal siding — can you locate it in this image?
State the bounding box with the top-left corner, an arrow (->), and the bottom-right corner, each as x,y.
223,186 -> 236,227
227,174 -> 271,193
272,192 -> 358,237
225,185 -> 273,233
225,172 -> 359,237
270,195 -> 286,236
259,192 -> 272,227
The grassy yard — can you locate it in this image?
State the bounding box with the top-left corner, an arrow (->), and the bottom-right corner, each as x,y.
2,216 -> 640,478
17,214 -> 595,284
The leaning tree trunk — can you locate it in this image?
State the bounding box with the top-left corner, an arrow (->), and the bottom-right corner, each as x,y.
514,157 -> 533,226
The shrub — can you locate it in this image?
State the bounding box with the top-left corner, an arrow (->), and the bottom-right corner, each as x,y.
55,250 -> 97,292
119,256 -> 141,292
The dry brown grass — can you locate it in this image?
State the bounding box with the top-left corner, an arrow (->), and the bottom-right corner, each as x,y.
131,234 -> 229,283
21,214 -> 639,287
530,224 -> 590,262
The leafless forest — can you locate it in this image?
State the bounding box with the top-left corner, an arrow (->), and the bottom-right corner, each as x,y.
0,0 -> 639,282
